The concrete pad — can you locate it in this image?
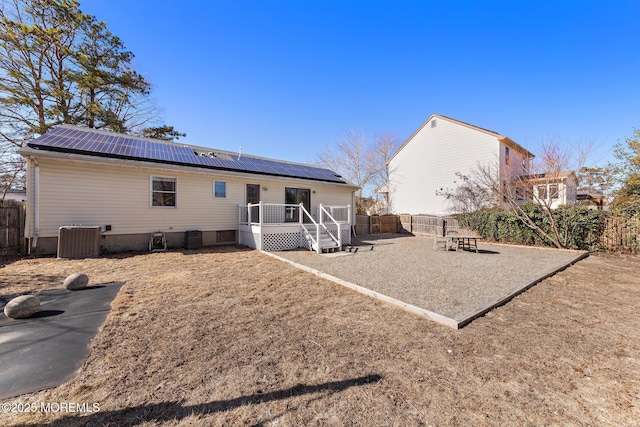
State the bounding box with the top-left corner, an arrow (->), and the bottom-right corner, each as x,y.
0,282 -> 124,399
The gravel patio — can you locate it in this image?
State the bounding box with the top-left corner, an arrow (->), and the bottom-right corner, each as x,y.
274,234 -> 587,326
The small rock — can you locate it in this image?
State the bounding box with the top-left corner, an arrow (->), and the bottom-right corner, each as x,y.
64,273 -> 89,290
4,295 -> 40,319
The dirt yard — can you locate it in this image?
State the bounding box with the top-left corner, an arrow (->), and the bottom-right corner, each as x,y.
0,247 -> 638,426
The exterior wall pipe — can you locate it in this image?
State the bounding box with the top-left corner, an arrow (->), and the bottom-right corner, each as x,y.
30,157 -> 40,252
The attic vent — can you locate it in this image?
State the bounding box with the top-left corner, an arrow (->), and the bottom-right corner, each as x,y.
431,119 -> 437,128
193,151 -> 217,157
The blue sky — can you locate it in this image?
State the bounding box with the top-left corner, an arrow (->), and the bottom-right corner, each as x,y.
82,0 -> 639,167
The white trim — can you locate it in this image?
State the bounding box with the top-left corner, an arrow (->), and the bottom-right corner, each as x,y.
214,180 -> 226,198
150,175 -> 178,209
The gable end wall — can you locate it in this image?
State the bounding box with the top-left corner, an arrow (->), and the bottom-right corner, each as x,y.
388,118 -> 500,215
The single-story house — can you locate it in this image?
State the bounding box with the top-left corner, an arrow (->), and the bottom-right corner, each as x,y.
18,125 -> 358,255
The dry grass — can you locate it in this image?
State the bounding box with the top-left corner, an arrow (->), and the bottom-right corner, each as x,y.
0,247 -> 639,426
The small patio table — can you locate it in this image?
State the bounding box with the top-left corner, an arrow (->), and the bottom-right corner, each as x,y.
446,235 -> 479,253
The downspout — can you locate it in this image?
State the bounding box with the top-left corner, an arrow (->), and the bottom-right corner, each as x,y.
352,190 -> 357,236
30,157 -> 40,253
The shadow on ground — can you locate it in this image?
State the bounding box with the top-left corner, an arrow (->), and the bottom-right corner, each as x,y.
13,374 -> 383,427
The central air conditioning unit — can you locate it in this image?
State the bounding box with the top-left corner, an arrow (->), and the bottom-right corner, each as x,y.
184,230 -> 202,250
149,231 -> 166,252
57,226 -> 101,259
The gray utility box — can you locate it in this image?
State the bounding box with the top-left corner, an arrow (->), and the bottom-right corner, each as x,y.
185,230 -> 202,250
58,226 -> 101,258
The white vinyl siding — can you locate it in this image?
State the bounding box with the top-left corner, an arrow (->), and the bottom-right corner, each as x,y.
388,118 -> 500,215
533,175 -> 577,209
33,157 -> 354,238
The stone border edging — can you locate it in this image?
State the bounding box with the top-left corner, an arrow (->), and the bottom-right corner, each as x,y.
455,250 -> 590,327
261,251 -> 459,329
262,248 -> 590,330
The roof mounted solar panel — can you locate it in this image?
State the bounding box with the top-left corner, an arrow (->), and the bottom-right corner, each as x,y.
27,125 -> 348,184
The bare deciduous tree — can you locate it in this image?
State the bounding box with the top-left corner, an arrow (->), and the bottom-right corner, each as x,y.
435,172 -> 496,213
441,137 -> 593,248
316,130 -> 401,214
368,132 -> 402,191
1,146 -> 25,200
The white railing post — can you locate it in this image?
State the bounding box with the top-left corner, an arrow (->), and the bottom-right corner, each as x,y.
299,203 -> 303,225
318,203 -> 324,254
316,222 -> 321,254
258,202 -> 263,249
247,203 -> 252,223
337,212 -> 342,249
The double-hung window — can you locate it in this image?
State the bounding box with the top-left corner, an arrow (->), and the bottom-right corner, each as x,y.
152,176 -> 177,207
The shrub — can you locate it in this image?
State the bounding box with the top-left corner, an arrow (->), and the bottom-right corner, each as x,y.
458,205 -> 607,251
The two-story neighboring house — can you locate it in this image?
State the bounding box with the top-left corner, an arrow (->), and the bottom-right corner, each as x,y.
382,114 -> 535,215
521,171 -> 578,209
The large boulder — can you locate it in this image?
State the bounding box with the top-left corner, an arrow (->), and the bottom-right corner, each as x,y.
64,273 -> 89,290
4,295 -> 40,319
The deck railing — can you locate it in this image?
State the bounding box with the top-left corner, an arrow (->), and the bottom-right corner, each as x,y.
320,205 -> 341,249
239,203 -> 303,225
323,205 -> 350,223
239,202 -> 351,226
239,202 -> 351,253
299,204 -> 321,253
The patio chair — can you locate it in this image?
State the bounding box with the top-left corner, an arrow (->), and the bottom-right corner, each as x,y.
432,230 -> 449,251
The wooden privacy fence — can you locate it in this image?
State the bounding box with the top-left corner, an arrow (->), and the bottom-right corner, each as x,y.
399,214 -> 460,236
355,214 -> 401,234
355,215 -> 371,235
357,214 -> 461,236
360,212 -> 640,253
600,216 -> 640,253
0,203 -> 25,257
